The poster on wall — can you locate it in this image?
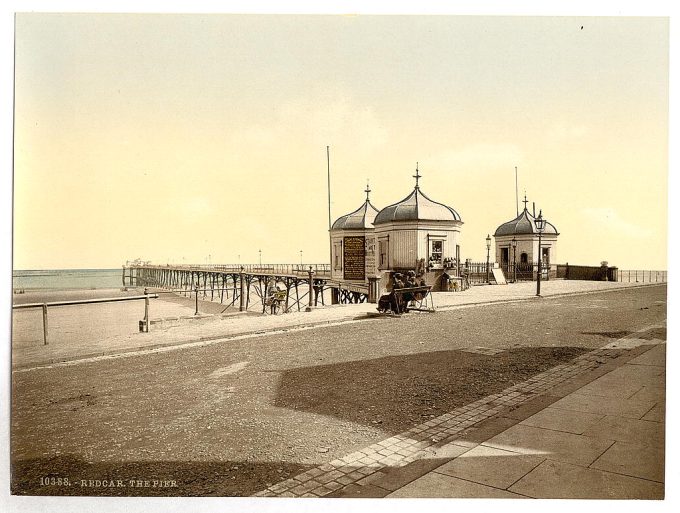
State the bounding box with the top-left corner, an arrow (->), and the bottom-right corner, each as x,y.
343,236 -> 366,280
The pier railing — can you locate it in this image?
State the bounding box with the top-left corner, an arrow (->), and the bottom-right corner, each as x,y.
141,263 -> 331,277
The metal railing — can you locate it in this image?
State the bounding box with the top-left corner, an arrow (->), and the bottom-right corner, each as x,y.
616,270 -> 667,284
12,293 -> 159,345
134,263 -> 332,277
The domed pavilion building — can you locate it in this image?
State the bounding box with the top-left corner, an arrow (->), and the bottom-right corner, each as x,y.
493,196 -> 559,280
329,183 -> 380,284
373,166 -> 463,290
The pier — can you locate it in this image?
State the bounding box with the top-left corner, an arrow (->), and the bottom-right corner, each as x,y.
123,264 -> 380,313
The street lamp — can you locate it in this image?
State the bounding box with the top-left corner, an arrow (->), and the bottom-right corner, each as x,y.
511,237 -> 517,283
535,210 -> 546,296
485,234 -> 492,284
259,249 -> 262,267
300,250 -> 303,266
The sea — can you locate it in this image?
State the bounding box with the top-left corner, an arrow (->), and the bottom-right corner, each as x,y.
12,269 -> 124,291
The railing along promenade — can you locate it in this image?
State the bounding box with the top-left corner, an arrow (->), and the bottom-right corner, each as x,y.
616,270 -> 667,284
12,293 -> 159,345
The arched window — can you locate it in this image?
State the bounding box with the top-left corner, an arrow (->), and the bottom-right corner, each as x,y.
520,252 -> 528,264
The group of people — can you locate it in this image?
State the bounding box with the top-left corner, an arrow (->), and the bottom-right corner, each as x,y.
377,270 -> 428,314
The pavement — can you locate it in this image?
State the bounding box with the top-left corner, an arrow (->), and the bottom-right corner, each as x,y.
11,280 -> 662,369
253,321 -> 666,499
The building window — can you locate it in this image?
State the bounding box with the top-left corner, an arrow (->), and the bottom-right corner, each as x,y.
501,248 -> 509,264
542,247 -> 550,264
520,252 -> 528,264
429,239 -> 443,267
334,243 -> 342,270
379,239 -> 389,268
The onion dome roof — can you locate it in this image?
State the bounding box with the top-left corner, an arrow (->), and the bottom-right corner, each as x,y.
373,166 -> 462,224
331,184 -> 380,230
494,207 -> 559,236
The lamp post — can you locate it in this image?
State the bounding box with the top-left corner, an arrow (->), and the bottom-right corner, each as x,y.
485,234 -> 491,284
511,236 -> 517,283
300,250 -> 303,266
259,249 -> 262,267
535,211 -> 546,296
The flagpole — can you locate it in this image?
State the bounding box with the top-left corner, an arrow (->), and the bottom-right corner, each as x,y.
327,146 -> 332,268
515,166 -> 519,216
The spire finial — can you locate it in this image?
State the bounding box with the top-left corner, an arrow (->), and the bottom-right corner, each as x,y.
365,179 -> 371,201
413,162 -> 421,189
522,191 -> 529,211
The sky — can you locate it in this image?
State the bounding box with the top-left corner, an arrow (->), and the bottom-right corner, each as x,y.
12,13 -> 669,270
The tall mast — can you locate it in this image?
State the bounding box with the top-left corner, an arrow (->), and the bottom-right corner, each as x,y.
327,146 -> 332,267
515,166 -> 519,216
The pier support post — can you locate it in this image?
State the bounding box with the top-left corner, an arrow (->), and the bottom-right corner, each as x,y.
42,304 -> 48,345
306,266 -> 314,312
143,288 -> 150,332
239,267 -> 245,312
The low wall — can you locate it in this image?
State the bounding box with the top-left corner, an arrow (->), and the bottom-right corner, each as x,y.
556,264 -> 618,281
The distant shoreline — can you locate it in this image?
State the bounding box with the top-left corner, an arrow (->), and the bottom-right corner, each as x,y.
12,268 -> 125,291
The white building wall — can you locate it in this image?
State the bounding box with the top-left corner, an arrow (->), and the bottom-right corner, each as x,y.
494,235 -> 558,264
375,221 -> 462,270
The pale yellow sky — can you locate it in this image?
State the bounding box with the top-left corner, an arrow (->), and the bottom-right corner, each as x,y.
13,14 -> 668,269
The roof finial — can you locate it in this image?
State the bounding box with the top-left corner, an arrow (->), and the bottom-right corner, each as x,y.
413,163 -> 421,189
522,191 -> 529,211
365,179 -> 371,201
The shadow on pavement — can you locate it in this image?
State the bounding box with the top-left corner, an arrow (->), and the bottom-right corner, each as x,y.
273,346 -> 588,434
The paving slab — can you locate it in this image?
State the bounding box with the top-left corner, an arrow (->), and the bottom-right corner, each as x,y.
434,444 -> 545,489
603,363 -> 665,387
387,472 -> 525,498
626,343 -> 666,367
508,459 -> 664,499
590,440 -> 665,482
548,391 -> 658,419
576,375 -> 645,399
582,415 -> 665,447
641,403 -> 665,423
627,385 -> 665,403
520,407 -> 605,435
483,424 -> 614,466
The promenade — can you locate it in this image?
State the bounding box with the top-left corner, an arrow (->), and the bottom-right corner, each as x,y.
12,280 -> 657,369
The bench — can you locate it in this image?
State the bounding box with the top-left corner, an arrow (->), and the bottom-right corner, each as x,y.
391,285 -> 435,314
263,289 -> 287,314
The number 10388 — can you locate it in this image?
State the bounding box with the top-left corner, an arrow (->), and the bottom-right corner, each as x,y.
40,476 -> 70,486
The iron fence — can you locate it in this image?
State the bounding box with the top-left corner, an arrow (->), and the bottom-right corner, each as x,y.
616,270 -> 667,284
467,261 -> 551,284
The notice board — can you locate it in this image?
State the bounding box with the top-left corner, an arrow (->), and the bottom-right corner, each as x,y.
343,236 -> 366,281
491,267 -> 507,285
